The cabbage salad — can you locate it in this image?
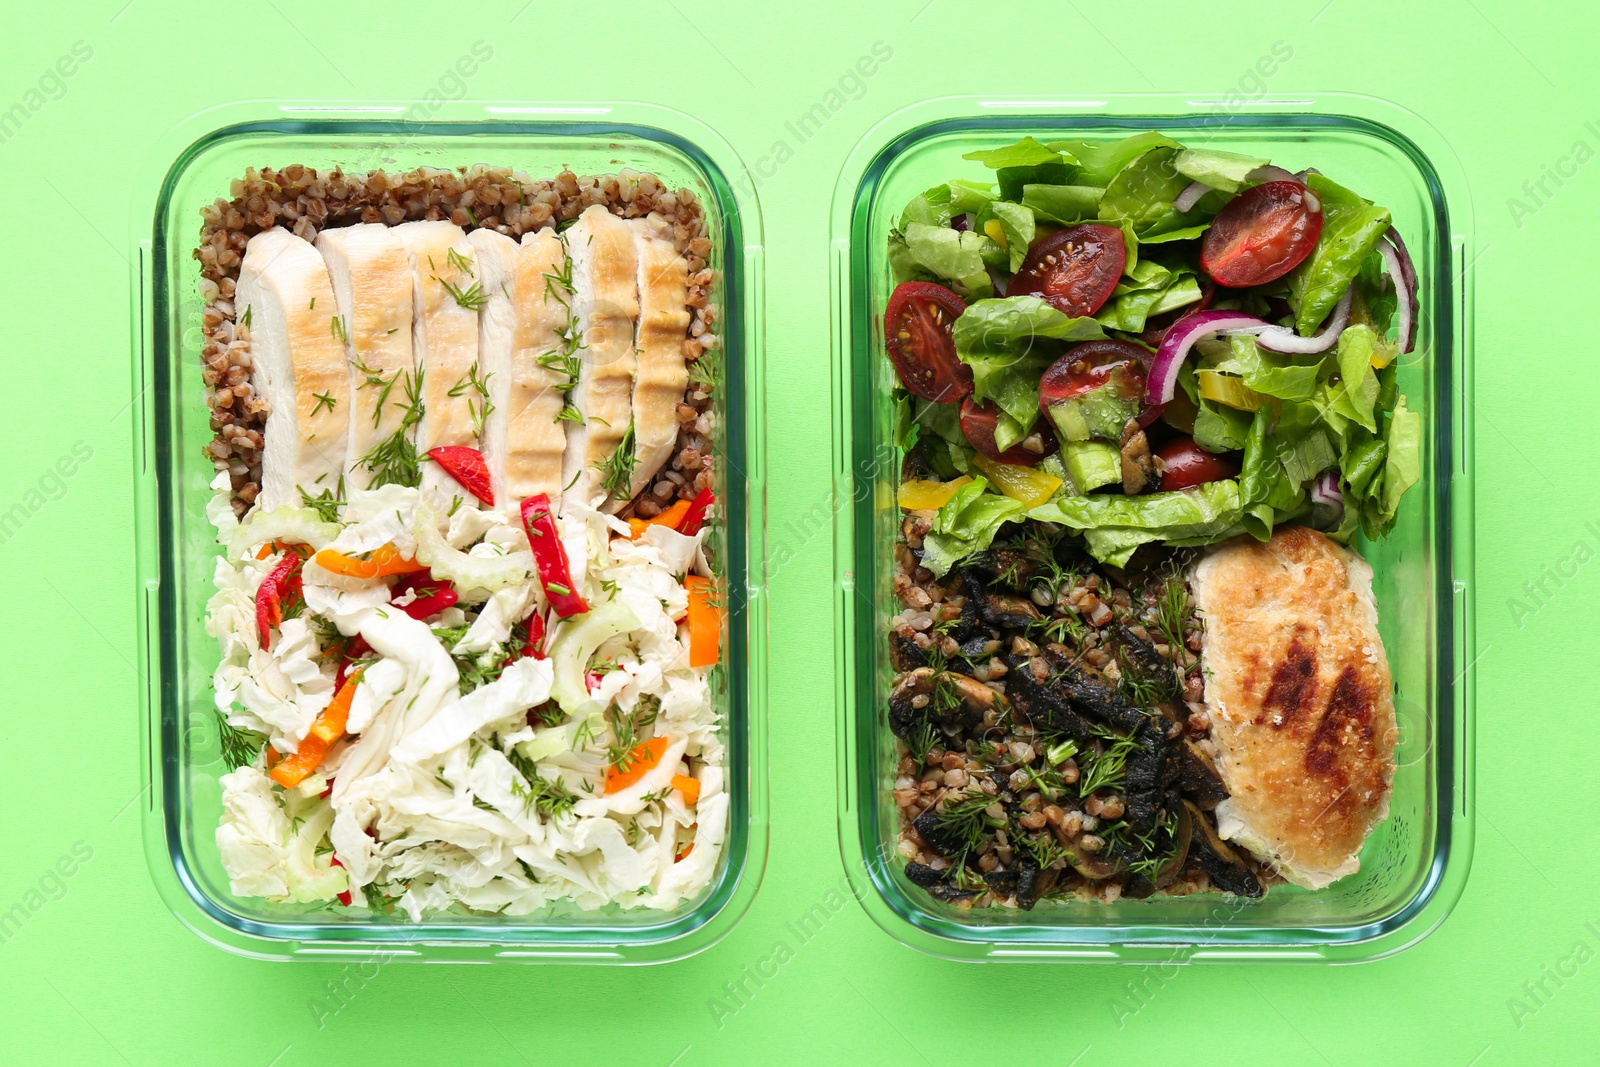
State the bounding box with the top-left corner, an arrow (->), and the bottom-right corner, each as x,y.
205,477 -> 726,919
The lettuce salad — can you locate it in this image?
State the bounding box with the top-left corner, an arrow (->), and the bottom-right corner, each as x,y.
888,132 -> 1422,570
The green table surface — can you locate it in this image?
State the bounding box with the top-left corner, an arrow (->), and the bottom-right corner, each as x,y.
2,1 -> 1596,1063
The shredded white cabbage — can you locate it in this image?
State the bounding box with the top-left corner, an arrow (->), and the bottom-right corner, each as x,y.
210,479 -> 726,917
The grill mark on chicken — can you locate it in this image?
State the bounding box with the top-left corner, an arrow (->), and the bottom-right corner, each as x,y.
1305,666 -> 1376,780
1253,628 -> 1319,729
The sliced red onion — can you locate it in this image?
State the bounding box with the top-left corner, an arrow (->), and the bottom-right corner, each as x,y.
986,263 -> 1008,297
1379,227 -> 1417,354
1310,469 -> 1344,527
1225,285 -> 1353,355
1294,166 -> 1321,181
1145,309 -> 1270,406
1174,180 -> 1211,213
951,212 -> 971,232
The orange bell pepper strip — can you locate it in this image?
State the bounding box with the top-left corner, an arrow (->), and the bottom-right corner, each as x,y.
671,774 -> 701,807
603,735 -> 670,794
270,668 -> 363,789
313,543 -> 428,579
683,576 -> 720,668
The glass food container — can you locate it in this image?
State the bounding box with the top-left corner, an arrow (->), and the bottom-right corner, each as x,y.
830,94 -> 1474,963
131,101 -> 767,963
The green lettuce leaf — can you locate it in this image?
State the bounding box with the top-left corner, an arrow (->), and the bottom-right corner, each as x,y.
1029,479 -> 1249,566
987,199 -> 1037,273
899,221 -> 996,298
900,180 -> 997,229
1021,183 -> 1105,224
1327,325 -> 1382,433
1095,259 -> 1201,332
921,477 -> 1027,577
963,137 -> 1071,170
1097,147 -> 1193,236
1171,148 -> 1269,194
997,162 -> 1075,203
952,297 -> 1106,444
1378,395 -> 1421,523
1287,173 -> 1392,335
1208,334 -> 1323,402
1050,132 -> 1179,187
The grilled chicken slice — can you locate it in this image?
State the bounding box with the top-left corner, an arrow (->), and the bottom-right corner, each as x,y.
236,228 -> 350,511
1190,526 -> 1397,889
607,216 -> 691,512
314,224 -> 415,491
393,220 -> 481,500
466,228 -> 570,511
560,205 -> 639,507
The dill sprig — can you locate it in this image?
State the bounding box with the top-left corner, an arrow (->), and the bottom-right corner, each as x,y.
1077,723 -> 1140,797
446,246 -> 475,277
448,364 -> 494,438
604,696 -> 660,774
330,315 -> 349,344
906,720 -> 939,764
357,368 -> 425,487
299,486 -> 343,524
440,278 -> 488,311
596,419 -> 637,499
505,747 -> 578,820
311,390 -> 337,416
352,357 -> 404,430
687,348 -> 718,389
930,790 -> 1003,859
214,708 -> 266,771
536,314 -> 584,391
541,254 -> 574,309
1154,572 -> 1192,655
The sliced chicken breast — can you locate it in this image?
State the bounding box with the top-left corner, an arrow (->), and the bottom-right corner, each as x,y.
236,228 -> 350,511
610,217 -> 691,511
502,228 -> 579,508
560,205 -> 639,507
393,220 -> 482,500
1190,526 -> 1397,890
314,224 -> 415,491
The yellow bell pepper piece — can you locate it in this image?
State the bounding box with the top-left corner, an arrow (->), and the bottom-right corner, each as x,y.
1197,370 -> 1268,412
970,455 -> 1062,510
897,476 -> 972,512
983,219 -> 1007,248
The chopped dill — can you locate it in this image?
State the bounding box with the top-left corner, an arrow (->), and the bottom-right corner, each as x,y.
505,747 -> 578,820
906,720 -> 939,764
440,278 -> 488,311
1077,723 -> 1140,797
214,709 -> 266,771
596,419 -> 638,499
448,364 -> 494,438
604,696 -> 660,774
356,368 -> 425,487
311,390 -> 338,416
686,349 -> 718,389
330,314 -> 348,344
930,790 -> 1002,859
556,404 -> 584,424
541,255 -> 574,309
352,356 -> 404,430
241,305 -> 252,327
446,246 -> 474,277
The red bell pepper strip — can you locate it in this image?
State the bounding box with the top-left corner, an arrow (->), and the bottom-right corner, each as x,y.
426,446 -> 495,506
515,613 -> 547,661
678,487 -> 715,536
329,855 -> 353,906
520,494 -> 589,617
391,571 -> 459,621
334,635 -> 371,692
255,552 -> 306,652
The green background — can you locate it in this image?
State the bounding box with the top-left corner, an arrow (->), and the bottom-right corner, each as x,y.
1,0 -> 1596,1063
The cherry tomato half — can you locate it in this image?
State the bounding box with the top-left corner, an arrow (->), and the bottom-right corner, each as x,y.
1038,339 -> 1152,407
884,281 -> 972,403
959,397 -> 1057,466
1155,436 -> 1240,492
1200,180 -> 1323,289
1008,223 -> 1126,318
